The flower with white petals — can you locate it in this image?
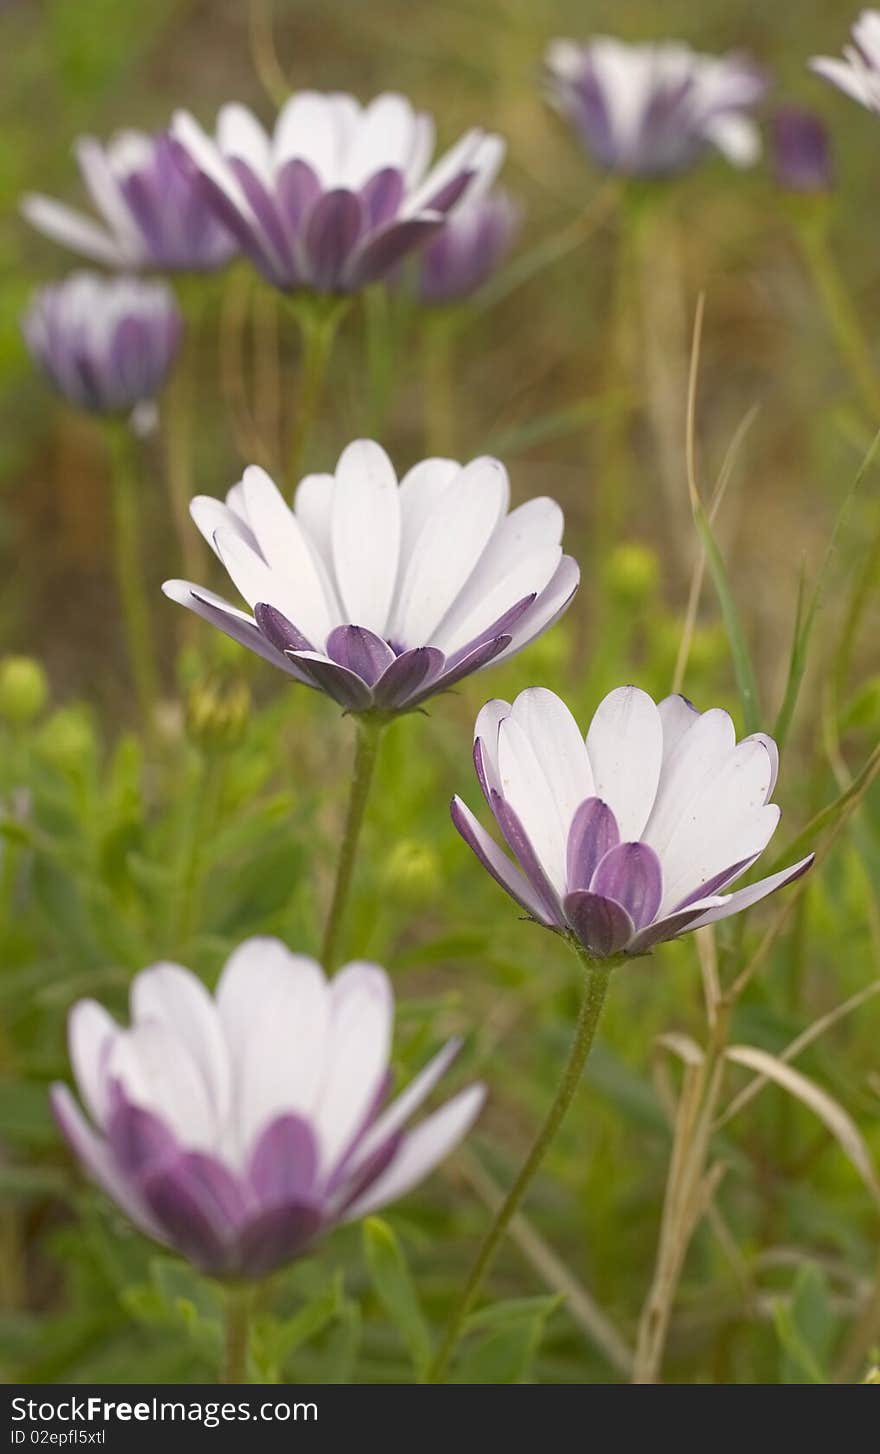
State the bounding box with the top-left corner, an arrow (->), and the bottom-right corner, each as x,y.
22,272 -> 182,417
21,131 -> 236,272
169,94 -> 504,294
163,442 -> 578,714
810,11 -> 880,112
51,938 -> 485,1278
453,686 -> 813,959
545,37 -> 766,177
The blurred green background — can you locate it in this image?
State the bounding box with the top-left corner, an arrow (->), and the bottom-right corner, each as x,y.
1,0 -> 879,1386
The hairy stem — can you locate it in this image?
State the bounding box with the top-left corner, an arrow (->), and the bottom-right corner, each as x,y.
426,948 -> 614,1383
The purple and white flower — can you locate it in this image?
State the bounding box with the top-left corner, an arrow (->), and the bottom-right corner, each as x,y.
163,442 -> 578,714
772,109 -> 833,192
21,131 -> 236,272
810,11 -> 880,112
544,36 -> 766,177
22,272 -> 182,416
417,190 -> 521,305
452,686 -> 813,959
51,938 -> 485,1279
169,94 -> 504,293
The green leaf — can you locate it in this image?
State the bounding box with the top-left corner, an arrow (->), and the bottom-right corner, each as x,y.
251,1273 -> 344,1382
454,1296 -> 561,1384
362,1216 -> 432,1378
774,1264 -> 834,1384
692,497 -> 762,734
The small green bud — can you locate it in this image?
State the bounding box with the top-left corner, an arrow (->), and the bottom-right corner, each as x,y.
37,705 -> 96,770
0,656 -> 49,726
185,677 -> 251,752
604,543 -> 660,605
382,839 -> 441,903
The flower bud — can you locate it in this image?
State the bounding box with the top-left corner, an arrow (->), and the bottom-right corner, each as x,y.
772,108 -> 833,193
185,677 -> 251,752
37,705 -> 96,772
382,839 -> 441,903
0,656 -> 49,726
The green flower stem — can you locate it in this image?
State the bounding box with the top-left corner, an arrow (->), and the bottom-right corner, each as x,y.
222,1285 -> 253,1384
320,715 -> 385,972
426,946 -> 616,1383
797,215 -> 880,421
173,749 -> 226,953
286,295 -> 349,490
105,423 -> 161,742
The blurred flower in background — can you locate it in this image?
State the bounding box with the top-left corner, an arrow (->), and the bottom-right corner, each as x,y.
170,93 -> 504,293
22,272 -> 182,419
544,36 -> 766,177
417,190 -> 521,304
453,686 -> 813,959
810,10 -> 880,112
21,131 -> 236,271
51,939 -> 485,1278
772,108 -> 834,192
164,441 -> 578,713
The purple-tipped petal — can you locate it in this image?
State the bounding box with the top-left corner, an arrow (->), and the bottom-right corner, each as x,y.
106,1095 -> 177,1178
345,216 -> 444,289
493,555 -> 580,664
563,891 -> 635,958
276,159 -> 322,239
451,795 -> 558,925
284,650 -> 375,710
566,798 -> 620,893
372,646 -> 445,709
254,601 -> 315,654
248,1114 -> 318,1207
672,854 -> 761,911
686,854 -> 815,930
162,581 -> 307,679
442,594 -> 536,672
51,1084 -> 164,1241
625,902 -> 728,955
360,167 -> 406,227
234,1202 -> 323,1278
590,842 -> 663,930
227,159 -> 294,278
490,789 -> 565,925
304,189 -> 364,291
141,1153 -> 243,1273
326,625 -> 396,686
408,634 -> 511,706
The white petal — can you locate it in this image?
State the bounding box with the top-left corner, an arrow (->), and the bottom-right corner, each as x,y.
585,686 -> 663,841
643,706 -> 736,858
451,795 -> 552,922
75,138 -> 142,254
473,697 -> 511,797
274,92 -> 350,182
214,525 -> 313,638
397,457 -> 460,563
342,92 -> 417,188
510,687 -> 594,830
294,472 -> 336,573
346,1038 -> 462,1175
68,1000 -> 119,1128
217,103 -> 272,178
242,465 -> 335,643
20,195 -> 129,267
497,713 -> 569,892
216,938 -> 331,1157
391,456 -> 508,645
491,555 -> 579,664
704,114 -> 761,167
430,497 -> 563,656
130,964 -> 231,1130
190,493 -> 258,559
343,1083 -> 485,1220
657,694 -> 700,764
105,1020 -> 219,1151
405,112 -> 436,185
809,57 -> 874,108
403,128 -> 484,215
313,963 -> 393,1176
331,441 -> 401,635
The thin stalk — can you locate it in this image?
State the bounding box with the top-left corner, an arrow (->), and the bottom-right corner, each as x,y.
105,423 -> 160,741
173,750 -> 226,953
798,218 -> 880,421
222,1286 -> 252,1383
163,304 -> 203,597
320,716 -> 384,972
426,949 -> 615,1384
423,312 -> 457,455
287,297 -> 349,489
